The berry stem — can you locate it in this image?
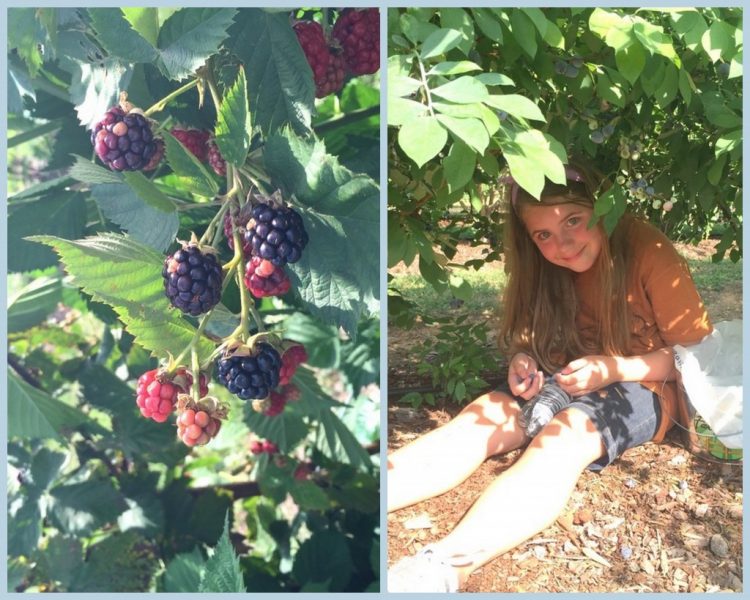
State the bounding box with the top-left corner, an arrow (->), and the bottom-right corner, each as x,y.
143,78 -> 200,117
171,309 -> 216,373
199,199 -> 232,246
191,346 -> 201,402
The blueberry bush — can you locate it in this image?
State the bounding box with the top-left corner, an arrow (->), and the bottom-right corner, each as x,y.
387,7 -> 742,405
7,7 -> 380,592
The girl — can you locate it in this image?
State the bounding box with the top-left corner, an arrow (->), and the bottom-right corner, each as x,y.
387,162 -> 713,592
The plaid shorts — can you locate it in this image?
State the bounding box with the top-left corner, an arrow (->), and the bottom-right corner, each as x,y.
504,380 -> 661,471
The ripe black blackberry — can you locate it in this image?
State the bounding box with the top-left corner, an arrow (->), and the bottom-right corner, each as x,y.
162,243 -> 223,316
216,344 -> 282,400
245,203 -> 309,266
92,106 -> 159,171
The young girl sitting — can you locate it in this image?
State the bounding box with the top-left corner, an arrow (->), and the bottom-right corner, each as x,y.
387,162 -> 713,592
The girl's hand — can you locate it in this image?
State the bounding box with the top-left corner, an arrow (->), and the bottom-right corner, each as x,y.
555,356 -> 615,396
508,352 -> 543,400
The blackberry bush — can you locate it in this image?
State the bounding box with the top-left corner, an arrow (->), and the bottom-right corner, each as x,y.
13,6 -> 379,595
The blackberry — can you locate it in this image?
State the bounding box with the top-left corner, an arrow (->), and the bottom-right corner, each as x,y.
177,407 -> 221,447
171,127 -> 210,162
136,367 -> 208,422
332,8 -> 380,76
293,20 -> 331,86
162,243 -> 223,316
207,140 -> 226,176
92,106 -> 159,171
316,50 -> 346,98
143,138 -> 165,172
279,344 -> 308,385
216,343 -> 282,400
244,257 -> 291,297
245,203 -> 309,266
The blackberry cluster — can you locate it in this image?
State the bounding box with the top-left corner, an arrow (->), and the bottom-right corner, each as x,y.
331,8 -> 380,76
244,257 -> 291,298
216,343 -> 282,400
245,203 -> 309,266
91,107 -> 160,171
163,244 -> 223,316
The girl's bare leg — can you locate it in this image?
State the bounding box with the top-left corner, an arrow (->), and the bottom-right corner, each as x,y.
387,391 -> 527,512
428,406 -> 606,587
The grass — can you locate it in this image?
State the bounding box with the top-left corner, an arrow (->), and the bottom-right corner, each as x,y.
390,254 -> 741,317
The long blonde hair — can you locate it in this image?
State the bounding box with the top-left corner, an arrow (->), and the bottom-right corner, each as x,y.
500,163 -> 633,373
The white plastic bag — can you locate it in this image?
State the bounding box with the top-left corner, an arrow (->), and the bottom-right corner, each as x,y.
673,320 -> 743,449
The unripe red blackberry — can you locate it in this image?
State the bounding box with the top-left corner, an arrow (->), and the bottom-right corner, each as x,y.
244,257 -> 291,298
316,50 -> 346,98
207,140 -> 226,176
177,407 -> 222,446
245,203 -> 309,266
216,343 -> 282,400
250,439 -> 278,454
279,344 -> 308,385
332,8 -> 380,76
293,20 -> 331,84
171,127 -> 210,162
143,138 -> 165,172
264,390 -> 286,416
91,106 -> 159,171
135,367 -> 208,422
162,243 -> 223,316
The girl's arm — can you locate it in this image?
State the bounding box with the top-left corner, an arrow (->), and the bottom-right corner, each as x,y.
555,347 -> 676,396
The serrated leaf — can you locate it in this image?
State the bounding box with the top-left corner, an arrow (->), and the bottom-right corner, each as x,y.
157,8 -> 237,80
289,480 -> 330,511
244,407 -> 309,453
214,65 -> 251,167
88,8 -> 159,63
68,154 -> 123,185
27,234 -> 216,361
121,8 -> 160,47
264,131 -> 379,336
8,493 -> 43,557
8,369 -> 93,441
9,60 -> 36,113
162,132 -> 219,197
198,514 -> 245,593
8,275 -> 62,333
292,530 -> 354,592
34,535 -> 83,589
66,57 -> 133,131
8,9 -> 45,77
225,9 -> 314,134
121,172 -> 177,212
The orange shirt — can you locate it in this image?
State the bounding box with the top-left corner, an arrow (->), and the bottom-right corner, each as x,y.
574,218 -> 713,441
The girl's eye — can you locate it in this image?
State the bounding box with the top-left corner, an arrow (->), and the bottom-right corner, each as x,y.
567,216 -> 581,226
536,231 -> 550,242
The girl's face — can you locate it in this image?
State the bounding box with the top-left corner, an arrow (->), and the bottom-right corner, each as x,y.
519,200 -> 603,273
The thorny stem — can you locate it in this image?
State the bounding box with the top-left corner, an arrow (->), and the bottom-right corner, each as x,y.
144,78 -> 200,117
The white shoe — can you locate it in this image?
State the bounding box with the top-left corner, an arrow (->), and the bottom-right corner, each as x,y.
388,546 -> 460,593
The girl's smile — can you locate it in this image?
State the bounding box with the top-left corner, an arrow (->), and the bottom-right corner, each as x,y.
520,201 -> 603,272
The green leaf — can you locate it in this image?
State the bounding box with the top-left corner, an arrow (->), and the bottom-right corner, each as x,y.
65,55 -> 133,131
420,28 -> 464,59
70,531 -> 158,592
316,406 -> 372,470
214,65 -> 252,167
8,493 -> 43,557
121,172 -> 177,212
8,276 -> 62,333
484,94 -> 545,122
431,76 -> 489,103
510,9 -> 537,58
633,19 -> 677,61
245,407 -> 308,453
520,8 -> 548,38
49,479 -> 129,535
289,480 -> 331,511
440,9 -> 474,56
68,154 -> 123,185
88,8 -> 159,63
398,116 -> 448,167
8,9 -> 45,77
163,132 -> 219,197
8,369 -> 93,441
596,68 -> 628,108
34,535 -> 83,589
156,8 -> 237,80
198,514 -> 245,593
707,154 -> 728,186
90,183 -> 178,252
715,129 -> 741,158
388,96 -> 428,127
292,530 -> 354,592
27,234 -> 216,361
670,11 -> 708,51
442,139 -> 476,193
470,8 -> 503,42
475,73 -> 515,87
602,184 -> 627,235
588,8 -> 626,39
9,191 -> 87,273
653,63 -> 679,108
427,60 -> 483,76
264,131 -> 379,336
281,313 -> 340,368
163,548 -> 205,593
499,129 -> 566,199
436,115 -> 488,154
701,19 -> 735,63
225,9 -> 314,134
30,448 -> 67,490
121,8 -> 160,46
615,41 -> 647,85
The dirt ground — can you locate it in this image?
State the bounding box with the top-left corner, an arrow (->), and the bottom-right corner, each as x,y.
387,240 -> 743,592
